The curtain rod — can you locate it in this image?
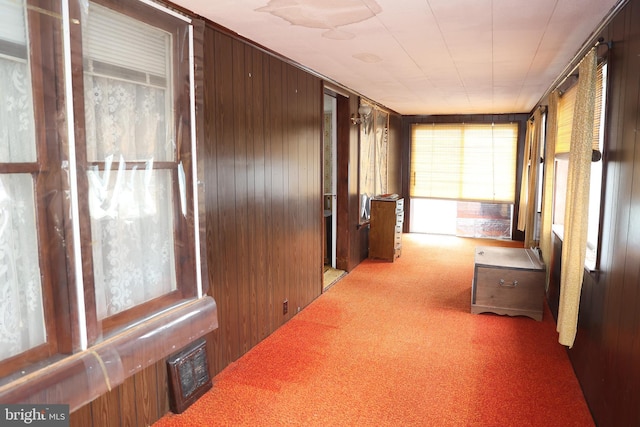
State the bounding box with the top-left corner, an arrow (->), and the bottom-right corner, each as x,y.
538,0 -> 626,103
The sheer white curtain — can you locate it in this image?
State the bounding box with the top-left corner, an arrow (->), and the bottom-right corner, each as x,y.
0,175 -> 46,360
0,0 -> 47,360
83,3 -> 177,321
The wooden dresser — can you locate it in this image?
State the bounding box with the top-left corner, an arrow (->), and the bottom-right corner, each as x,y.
369,197 -> 404,262
471,246 -> 545,321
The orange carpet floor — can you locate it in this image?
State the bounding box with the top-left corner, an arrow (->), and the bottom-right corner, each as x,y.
155,233 -> 594,426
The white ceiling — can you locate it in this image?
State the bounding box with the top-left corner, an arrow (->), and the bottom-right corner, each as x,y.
172,0 -> 622,115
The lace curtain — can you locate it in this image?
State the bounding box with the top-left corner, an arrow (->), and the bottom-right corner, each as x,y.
0,55 -> 47,360
84,74 -> 177,321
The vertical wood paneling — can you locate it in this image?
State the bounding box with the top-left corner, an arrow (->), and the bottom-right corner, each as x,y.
119,372 -> 136,427
133,365 -> 158,427
155,357 -> 169,417
245,49 -> 264,348
557,1 -> 640,426
270,55 -> 285,327
615,3 -> 640,425
215,32 -> 241,365
232,38 -> 251,355
309,76 -> 323,305
91,387 -> 120,427
284,64 -> 295,319
199,24 -> 323,383
69,401 -> 92,426
336,94 -> 351,271
262,56 -> 275,337
202,27 -> 223,376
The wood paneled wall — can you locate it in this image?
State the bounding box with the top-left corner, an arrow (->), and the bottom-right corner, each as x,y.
69,360 -> 169,426
546,1 -> 640,425
202,27 -> 324,374
65,13 -> 410,427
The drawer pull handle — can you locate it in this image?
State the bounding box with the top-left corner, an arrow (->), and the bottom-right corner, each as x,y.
499,279 -> 518,288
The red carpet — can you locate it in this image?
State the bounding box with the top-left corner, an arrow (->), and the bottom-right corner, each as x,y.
155,234 -> 594,426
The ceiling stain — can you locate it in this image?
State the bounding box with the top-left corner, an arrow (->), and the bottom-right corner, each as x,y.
322,29 -> 356,40
352,52 -> 382,63
257,0 -> 382,32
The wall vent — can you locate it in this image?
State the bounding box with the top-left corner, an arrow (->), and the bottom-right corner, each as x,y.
167,338 -> 212,414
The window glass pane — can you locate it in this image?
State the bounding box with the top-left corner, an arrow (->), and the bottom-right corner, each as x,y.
409,197 -> 512,239
89,166 -> 177,320
0,0 -> 36,163
0,174 -> 46,360
82,2 -> 174,162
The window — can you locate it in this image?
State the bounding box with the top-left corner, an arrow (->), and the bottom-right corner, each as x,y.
0,0 -> 200,377
79,0 -> 197,333
0,0 -> 63,375
409,123 -> 518,239
410,123 -> 518,203
552,61 -> 607,271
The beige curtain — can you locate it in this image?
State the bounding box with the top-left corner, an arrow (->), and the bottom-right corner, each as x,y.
517,109 -> 542,247
517,120 -> 532,231
557,49 -> 597,347
539,91 -> 559,290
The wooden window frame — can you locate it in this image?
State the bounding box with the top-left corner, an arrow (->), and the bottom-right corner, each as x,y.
0,0 -> 199,377
70,0 -> 198,341
0,0 -> 73,378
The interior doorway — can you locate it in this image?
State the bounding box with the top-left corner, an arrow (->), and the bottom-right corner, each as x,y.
323,92 -> 345,290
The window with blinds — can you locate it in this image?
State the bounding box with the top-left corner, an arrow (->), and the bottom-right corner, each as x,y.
555,62 -> 605,158
410,123 -> 518,203
552,61 -> 608,270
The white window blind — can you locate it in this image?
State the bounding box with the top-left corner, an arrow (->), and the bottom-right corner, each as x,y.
0,0 -> 26,46
410,123 -> 518,203
83,2 -> 171,84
